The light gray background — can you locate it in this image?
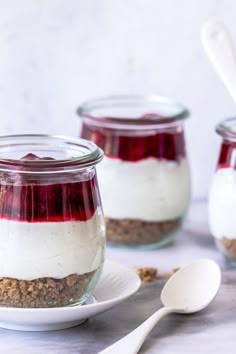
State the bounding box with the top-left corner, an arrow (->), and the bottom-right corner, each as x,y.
0,0 -> 236,198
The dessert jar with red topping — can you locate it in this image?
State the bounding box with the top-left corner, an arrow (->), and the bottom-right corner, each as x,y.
78,95 -> 191,248
0,135 -> 105,307
209,118 -> 236,263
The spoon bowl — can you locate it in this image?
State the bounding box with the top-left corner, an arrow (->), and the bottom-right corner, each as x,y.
161,258 -> 221,313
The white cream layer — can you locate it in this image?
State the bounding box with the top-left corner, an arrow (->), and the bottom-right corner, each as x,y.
209,168 -> 236,239
0,209 -> 105,280
97,157 -> 191,221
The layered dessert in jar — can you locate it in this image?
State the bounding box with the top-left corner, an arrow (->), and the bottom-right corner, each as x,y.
209,118 -> 236,262
0,135 -> 105,307
78,95 -> 191,248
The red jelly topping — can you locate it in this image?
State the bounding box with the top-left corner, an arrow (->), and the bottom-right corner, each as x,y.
80,123 -> 186,162
21,153 -> 55,161
0,154 -> 100,222
218,142 -> 236,169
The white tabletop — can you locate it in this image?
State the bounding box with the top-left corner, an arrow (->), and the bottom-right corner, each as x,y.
0,201 -> 235,354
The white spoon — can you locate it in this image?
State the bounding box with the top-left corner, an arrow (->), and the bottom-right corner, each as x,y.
201,21 -> 236,103
98,258 -> 221,354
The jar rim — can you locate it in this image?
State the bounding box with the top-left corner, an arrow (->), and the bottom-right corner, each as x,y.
216,117 -> 236,141
0,134 -> 103,173
77,95 -> 189,129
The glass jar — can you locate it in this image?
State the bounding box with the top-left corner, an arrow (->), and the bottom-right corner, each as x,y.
209,118 -> 236,263
0,135 -> 105,307
78,95 -> 191,248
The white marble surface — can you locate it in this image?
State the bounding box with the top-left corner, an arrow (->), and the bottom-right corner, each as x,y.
0,1 -> 236,198
0,200 -> 235,354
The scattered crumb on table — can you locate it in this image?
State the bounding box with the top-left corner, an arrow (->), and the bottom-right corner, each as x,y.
172,267 -> 180,274
135,266 -> 181,283
135,267 -> 158,283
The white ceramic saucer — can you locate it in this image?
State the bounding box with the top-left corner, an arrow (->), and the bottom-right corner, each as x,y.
0,260 -> 141,331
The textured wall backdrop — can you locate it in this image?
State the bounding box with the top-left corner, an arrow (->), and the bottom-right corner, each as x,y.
0,0 -> 235,198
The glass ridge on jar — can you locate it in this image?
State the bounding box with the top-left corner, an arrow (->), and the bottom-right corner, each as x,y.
209,118 -> 236,263
78,95 -> 191,248
0,135 -> 105,308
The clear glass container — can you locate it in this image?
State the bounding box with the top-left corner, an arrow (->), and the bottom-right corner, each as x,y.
209,118 -> 236,263
0,135 -> 105,307
78,95 -> 191,248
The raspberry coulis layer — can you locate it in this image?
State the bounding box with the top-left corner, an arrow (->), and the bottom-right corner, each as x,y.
218,142 -> 236,169
81,123 -> 186,161
0,154 -> 99,222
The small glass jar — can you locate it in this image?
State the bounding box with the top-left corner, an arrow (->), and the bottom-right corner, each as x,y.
78,95 -> 191,248
209,118 -> 236,263
0,135 -> 105,308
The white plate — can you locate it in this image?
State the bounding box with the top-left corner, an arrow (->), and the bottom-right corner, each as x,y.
0,260 -> 141,331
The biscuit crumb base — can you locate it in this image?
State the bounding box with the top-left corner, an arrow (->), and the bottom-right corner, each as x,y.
106,217 -> 181,246
0,271 -> 95,308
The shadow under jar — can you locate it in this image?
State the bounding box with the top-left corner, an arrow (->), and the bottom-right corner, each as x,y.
0,135 -> 105,308
78,95 -> 191,248
209,118 -> 236,264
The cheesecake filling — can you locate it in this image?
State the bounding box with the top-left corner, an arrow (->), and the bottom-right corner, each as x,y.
0,209 -> 105,280
209,167 -> 236,239
209,167 -> 236,261
98,157 -> 190,221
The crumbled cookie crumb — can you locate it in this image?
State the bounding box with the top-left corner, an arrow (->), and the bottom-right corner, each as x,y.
136,267 -> 158,283
161,272 -> 172,279
217,237 -> 236,261
136,266 -> 181,282
172,267 -> 180,274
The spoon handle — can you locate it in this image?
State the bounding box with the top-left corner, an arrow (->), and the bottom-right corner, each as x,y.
98,306 -> 173,354
201,21 -> 236,103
